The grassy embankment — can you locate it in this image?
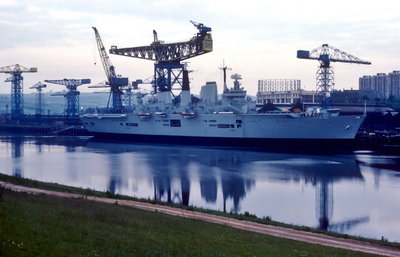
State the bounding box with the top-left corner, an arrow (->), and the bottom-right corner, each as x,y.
0,173 -> 396,257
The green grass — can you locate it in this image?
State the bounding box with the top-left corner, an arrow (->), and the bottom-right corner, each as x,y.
1,173 -> 399,250
0,189 -> 382,257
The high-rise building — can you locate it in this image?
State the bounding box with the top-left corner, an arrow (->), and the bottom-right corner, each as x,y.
388,71 -> 400,98
359,75 -> 373,92
359,71 -> 400,99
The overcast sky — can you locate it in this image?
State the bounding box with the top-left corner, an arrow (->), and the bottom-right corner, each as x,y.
1,0 -> 400,95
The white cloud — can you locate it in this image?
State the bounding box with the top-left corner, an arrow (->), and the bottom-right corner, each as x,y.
26,5 -> 42,13
0,0 -> 19,7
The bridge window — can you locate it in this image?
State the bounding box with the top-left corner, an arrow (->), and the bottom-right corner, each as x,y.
170,119 -> 181,127
217,124 -> 232,128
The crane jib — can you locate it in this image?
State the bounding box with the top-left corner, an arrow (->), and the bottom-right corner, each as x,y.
108,21 -> 212,62
109,38 -> 212,62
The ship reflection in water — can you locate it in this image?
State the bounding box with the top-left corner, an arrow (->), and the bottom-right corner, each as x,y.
0,135 -> 399,242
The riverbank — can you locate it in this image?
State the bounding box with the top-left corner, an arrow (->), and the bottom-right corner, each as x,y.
1,175 -> 400,256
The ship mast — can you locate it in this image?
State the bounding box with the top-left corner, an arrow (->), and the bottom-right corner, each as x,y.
219,60 -> 231,92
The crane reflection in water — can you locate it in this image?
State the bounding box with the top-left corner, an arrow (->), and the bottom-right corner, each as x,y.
2,135 -> 400,240
84,141 -> 256,211
10,136 -> 23,177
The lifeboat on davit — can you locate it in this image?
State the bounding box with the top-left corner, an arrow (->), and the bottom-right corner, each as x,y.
155,112 -> 167,117
180,112 -> 196,119
138,113 -> 151,119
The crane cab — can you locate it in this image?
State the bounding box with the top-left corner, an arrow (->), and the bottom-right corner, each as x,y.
202,35 -> 213,52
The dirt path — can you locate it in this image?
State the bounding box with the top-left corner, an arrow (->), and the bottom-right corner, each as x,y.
1,181 -> 399,257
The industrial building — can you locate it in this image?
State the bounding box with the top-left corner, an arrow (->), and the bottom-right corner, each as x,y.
359,71 -> 400,99
257,79 -> 319,105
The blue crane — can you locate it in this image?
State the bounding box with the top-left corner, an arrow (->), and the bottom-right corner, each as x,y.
29,82 -> 47,116
45,78 -> 90,117
297,44 -> 371,106
92,27 -> 128,113
109,21 -> 212,98
0,64 -> 37,117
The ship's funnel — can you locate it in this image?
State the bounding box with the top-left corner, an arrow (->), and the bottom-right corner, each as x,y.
180,69 -> 191,106
200,82 -> 218,104
182,70 -> 190,91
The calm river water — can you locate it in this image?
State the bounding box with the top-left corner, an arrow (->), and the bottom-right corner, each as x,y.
1,134 -> 399,242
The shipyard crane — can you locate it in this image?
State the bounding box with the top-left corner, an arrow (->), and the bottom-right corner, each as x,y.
45,78 -> 91,116
90,80 -> 135,110
124,78 -> 154,109
92,27 -> 129,113
297,44 -> 371,106
109,20 -> 213,97
90,78 -> 153,110
29,82 -> 47,116
0,64 -> 37,117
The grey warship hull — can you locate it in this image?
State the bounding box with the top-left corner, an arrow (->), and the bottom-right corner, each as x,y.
82,112 -> 364,152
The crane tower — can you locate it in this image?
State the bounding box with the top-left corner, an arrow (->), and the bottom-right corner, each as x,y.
109,20 -> 212,99
29,82 -> 47,116
297,44 -> 371,106
45,78 -> 90,116
0,64 -> 37,117
92,27 -> 129,113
